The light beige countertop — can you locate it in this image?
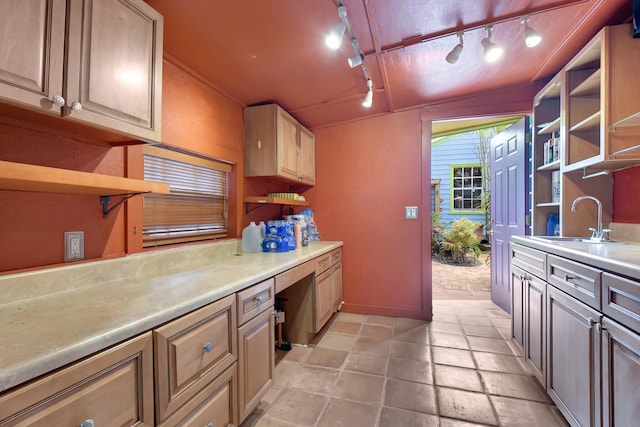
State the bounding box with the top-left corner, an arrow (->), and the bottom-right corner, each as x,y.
0,240 -> 342,393
511,235 -> 640,280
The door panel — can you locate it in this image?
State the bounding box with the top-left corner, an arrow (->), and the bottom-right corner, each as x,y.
490,117 -> 529,312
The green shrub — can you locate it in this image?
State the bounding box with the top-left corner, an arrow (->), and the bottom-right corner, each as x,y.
440,218 -> 482,264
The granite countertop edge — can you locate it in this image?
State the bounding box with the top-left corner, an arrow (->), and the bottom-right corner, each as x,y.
0,240 -> 343,394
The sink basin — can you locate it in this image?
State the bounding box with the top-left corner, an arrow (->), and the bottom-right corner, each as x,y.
530,236 -> 626,244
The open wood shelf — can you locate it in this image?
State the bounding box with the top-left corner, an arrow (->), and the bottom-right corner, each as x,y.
0,160 -> 170,196
537,117 -> 561,135
537,160 -> 561,171
244,196 -> 310,207
569,68 -> 601,97
569,111 -> 601,132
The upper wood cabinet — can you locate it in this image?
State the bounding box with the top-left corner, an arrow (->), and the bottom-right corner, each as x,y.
0,0 -> 163,143
564,24 -> 640,173
244,104 -> 316,185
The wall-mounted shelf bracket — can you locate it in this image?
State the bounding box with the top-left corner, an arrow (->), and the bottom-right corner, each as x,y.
101,192 -> 150,218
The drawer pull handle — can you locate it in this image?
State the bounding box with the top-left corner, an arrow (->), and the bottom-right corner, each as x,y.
80,420 -> 95,427
203,342 -> 213,353
564,274 -> 576,282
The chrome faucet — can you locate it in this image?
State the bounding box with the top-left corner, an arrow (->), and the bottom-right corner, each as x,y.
570,195 -> 610,241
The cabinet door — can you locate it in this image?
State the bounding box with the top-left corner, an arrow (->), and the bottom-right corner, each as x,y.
331,261 -> 343,311
277,110 -> 300,181
238,307 -> 275,423
0,333 -> 154,426
65,0 -> 163,141
601,317 -> 640,427
511,265 -> 526,353
0,0 -> 65,114
315,268 -> 333,333
547,286 -> 601,427
299,126 -> 316,184
525,273 -> 546,386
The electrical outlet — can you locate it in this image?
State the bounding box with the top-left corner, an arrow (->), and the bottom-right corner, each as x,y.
405,206 -> 418,219
64,231 -> 84,262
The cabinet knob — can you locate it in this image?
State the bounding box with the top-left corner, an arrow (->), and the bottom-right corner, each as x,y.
80,420 -> 95,427
51,95 -> 65,107
595,322 -> 603,334
203,342 -> 212,353
71,101 -> 83,112
255,295 -> 264,304
205,423 -> 214,427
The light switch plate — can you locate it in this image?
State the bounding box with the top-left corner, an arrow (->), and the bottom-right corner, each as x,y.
64,231 -> 84,262
405,206 -> 418,219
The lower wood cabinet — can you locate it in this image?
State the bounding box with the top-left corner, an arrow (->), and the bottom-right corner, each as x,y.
547,284 -> 601,427
511,265 -> 526,352
0,332 -> 154,426
154,294 -> 237,422
525,271 -> 546,387
315,266 -> 333,333
330,261 -> 343,311
237,280 -> 275,423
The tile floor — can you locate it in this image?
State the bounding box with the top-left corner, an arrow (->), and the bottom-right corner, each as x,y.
240,300 -> 569,427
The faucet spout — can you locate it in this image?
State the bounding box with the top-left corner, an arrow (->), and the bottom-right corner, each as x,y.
571,195 -> 603,240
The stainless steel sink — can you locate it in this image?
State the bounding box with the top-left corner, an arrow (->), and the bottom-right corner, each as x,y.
530,236 -> 626,244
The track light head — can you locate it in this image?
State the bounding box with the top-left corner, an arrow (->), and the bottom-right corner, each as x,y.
325,5 -> 348,50
362,79 -> 373,108
522,17 -> 542,47
445,32 -> 464,64
481,26 -> 503,63
348,53 -> 364,68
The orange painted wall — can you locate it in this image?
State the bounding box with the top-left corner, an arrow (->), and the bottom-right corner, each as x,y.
307,110 -> 429,319
0,59 -> 247,272
613,165 -> 640,223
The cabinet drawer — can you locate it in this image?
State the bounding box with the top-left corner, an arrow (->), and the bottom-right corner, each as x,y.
275,259 -> 315,293
237,278 -> 275,326
154,294 -> 237,421
547,254 -> 601,310
511,243 -> 546,280
158,363 -> 238,427
602,272 -> 640,332
330,248 -> 342,266
316,253 -> 331,275
0,333 -> 154,426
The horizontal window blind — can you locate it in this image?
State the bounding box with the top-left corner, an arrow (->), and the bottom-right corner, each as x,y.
143,146 -> 231,247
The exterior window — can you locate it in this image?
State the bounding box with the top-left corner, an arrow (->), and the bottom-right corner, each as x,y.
451,165 -> 483,213
143,146 -> 231,247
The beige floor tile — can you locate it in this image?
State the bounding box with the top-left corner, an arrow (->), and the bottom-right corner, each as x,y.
473,352 -> 528,375
344,352 -> 388,376
305,347 -> 348,369
361,324 -> 393,340
267,389 -> 328,426
387,358 -> 433,384
394,324 -> 430,344
457,315 -> 493,326
466,336 -> 514,354
379,407 -> 439,427
396,317 -> 428,329
335,312 -> 367,323
332,371 -> 385,404
432,347 -> 476,369
433,364 -> 484,392
430,320 -> 464,335
274,360 -> 302,387
316,332 -> 358,351
430,331 -> 469,349
384,378 -> 437,415
491,396 -> 570,426
390,340 -> 431,362
439,417 -> 493,427
461,324 -> 502,339
488,317 -> 511,329
437,387 -> 499,425
328,320 -> 362,335
480,371 -> 549,402
317,398 -> 379,427
247,414 -> 297,426
352,336 -> 391,357
366,314 -> 397,326
430,312 -> 459,324
288,365 -> 339,395
277,345 -> 311,363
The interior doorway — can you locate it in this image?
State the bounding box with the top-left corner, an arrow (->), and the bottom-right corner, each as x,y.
429,116 -> 527,305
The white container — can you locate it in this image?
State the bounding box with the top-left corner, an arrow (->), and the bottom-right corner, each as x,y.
242,221 -> 262,253
551,170 -> 561,203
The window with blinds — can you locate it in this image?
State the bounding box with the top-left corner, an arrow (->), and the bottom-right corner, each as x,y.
143,145 -> 231,247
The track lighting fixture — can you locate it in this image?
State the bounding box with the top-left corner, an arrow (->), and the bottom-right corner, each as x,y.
445,32 -> 464,64
522,17 -> 542,47
348,53 -> 364,68
325,5 -> 347,49
481,25 -> 503,63
362,79 -> 373,108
